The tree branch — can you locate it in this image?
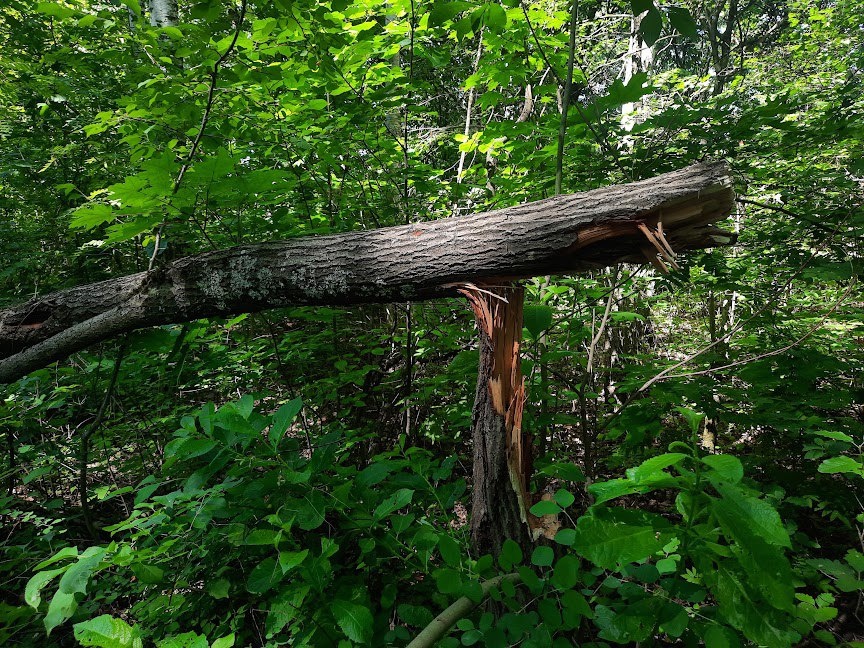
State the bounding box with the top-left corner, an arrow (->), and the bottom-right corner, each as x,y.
0,162 -> 735,384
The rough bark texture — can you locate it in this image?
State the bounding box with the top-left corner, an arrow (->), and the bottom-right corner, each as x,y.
461,285 -> 532,556
0,161 -> 735,384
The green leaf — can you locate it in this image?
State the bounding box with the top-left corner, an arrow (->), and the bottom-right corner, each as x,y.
551,555 -> 580,589
434,567 -> 462,594
438,533 -> 462,568
156,633 -> 209,648
554,528 -> 576,546
713,486 -> 791,548
531,546 -> 554,567
57,547 -> 106,598
130,563 -> 164,584
397,603 -> 434,627
668,7 -> 698,39
523,304 -> 553,340
270,398 -> 303,446
45,591 -> 77,635
373,488 -> 414,520
331,600 -> 373,644
529,500 -> 562,516
25,567 -> 65,609
70,204 -> 114,229
73,615 -> 143,648
570,508 -> 670,569
499,538 -> 523,570
674,406 -> 704,435
278,549 -> 309,573
630,0 -> 653,14
37,2 -> 76,19
702,454 -> 744,483
206,578 -> 230,599
211,634 -> 235,648
553,489 -> 575,508
246,558 -> 283,594
428,1 -> 473,26
266,586 -> 309,636
538,462 -> 585,482
627,453 -> 687,483
818,456 -> 861,474
639,8 -> 663,46
483,3 -> 507,29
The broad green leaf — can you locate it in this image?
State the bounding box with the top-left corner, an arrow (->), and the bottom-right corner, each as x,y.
25,567 -> 65,609
674,406 -> 704,435
373,488 -> 414,520
627,453 -> 687,483
58,547 -> 106,596
553,489 -> 575,508
483,3 -> 507,29
630,0 -> 653,14
266,586 -> 309,636
639,8 -> 662,46
551,555 -> 579,590
531,546 -> 554,567
499,538 -> 523,570
710,566 -> 800,647
530,499 -> 562,516
713,486 -> 791,548
397,603 -> 434,627
156,633 -> 209,648
668,7 -> 698,39
702,454 -> 744,483
538,462 -> 585,482
130,563 -> 164,584
278,549 -> 308,573
331,600 -> 373,644
438,533 -> 462,567
571,508 -> 670,569
211,635 -> 235,648
246,558 -> 283,594
45,591 -> 77,635
270,398 -> 303,447
37,2 -> 76,19
34,546 -> 79,571
434,567 -> 462,594
554,528 -> 576,546
71,204 -> 114,229
811,430 -> 855,444
428,1 -> 473,27
523,304 -> 553,340
206,578 -> 229,599
73,615 -> 143,648
818,456 -> 861,475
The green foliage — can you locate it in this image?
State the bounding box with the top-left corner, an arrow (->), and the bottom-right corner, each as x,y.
2,0 -> 863,646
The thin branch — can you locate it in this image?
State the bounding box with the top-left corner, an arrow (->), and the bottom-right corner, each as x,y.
666,281 -> 856,379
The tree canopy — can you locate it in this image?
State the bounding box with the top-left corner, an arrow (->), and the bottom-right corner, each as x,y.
0,0 -> 862,647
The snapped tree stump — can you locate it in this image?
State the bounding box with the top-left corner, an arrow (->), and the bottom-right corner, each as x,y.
0,161 -> 736,555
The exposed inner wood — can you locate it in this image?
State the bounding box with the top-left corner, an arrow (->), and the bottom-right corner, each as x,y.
459,283 -> 535,556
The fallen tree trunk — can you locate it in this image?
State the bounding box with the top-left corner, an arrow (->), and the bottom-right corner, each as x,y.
0,161 -> 734,384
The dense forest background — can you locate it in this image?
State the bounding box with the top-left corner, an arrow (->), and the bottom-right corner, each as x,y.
1,0 -> 862,646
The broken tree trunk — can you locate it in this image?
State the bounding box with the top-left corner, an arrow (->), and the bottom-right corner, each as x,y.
0,161 -> 735,384
460,284 -> 532,556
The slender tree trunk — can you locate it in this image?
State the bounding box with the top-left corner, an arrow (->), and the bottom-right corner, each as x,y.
149,0 -> 178,27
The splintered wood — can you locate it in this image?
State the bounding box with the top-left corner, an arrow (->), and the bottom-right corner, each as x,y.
459,283 -> 557,545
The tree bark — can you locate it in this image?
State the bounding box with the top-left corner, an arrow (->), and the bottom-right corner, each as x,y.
461,284 -> 533,556
0,161 -> 735,384
149,0 -> 178,27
